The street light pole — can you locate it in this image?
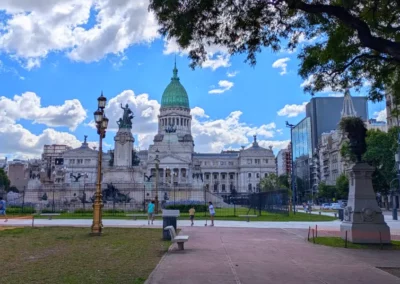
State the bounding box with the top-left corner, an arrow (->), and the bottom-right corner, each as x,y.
154,149 -> 160,214
286,121 -> 296,214
91,92 -> 109,236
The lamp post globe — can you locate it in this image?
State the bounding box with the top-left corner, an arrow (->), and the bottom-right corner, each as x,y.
97,92 -> 107,109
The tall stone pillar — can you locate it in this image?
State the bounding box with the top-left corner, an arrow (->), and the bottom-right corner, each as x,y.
114,128 -> 134,167
340,163 -> 391,244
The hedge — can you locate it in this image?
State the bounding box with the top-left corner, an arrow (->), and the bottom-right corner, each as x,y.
165,204 -> 208,213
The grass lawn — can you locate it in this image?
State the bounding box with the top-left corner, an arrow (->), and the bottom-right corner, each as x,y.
309,236 -> 400,250
28,207 -> 336,221
0,227 -> 170,284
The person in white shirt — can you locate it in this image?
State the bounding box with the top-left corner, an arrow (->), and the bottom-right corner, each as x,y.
208,201 -> 215,226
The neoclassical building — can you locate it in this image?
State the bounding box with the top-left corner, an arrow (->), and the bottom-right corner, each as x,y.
140,63 -> 276,193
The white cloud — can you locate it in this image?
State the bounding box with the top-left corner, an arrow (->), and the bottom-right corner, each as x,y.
300,75 -> 333,93
277,102 -> 307,118
374,109 -> 387,122
0,0 -> 159,68
272,58 -> 290,75
163,38 -> 231,70
328,93 -> 343,97
209,80 -> 234,94
0,92 -> 86,131
227,71 -> 239,78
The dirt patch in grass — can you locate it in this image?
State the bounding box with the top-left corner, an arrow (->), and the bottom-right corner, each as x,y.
309,236 -> 400,250
0,227 -> 170,284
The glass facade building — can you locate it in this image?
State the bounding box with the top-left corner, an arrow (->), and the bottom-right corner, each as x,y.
292,117 -> 312,202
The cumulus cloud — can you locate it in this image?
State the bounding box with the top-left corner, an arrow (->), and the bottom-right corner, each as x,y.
272,58 -> 290,75
373,109 -> 387,122
227,71 -> 239,78
277,102 -> 307,118
163,38 -> 231,70
0,92 -> 86,130
0,0 -> 159,68
209,80 -> 234,94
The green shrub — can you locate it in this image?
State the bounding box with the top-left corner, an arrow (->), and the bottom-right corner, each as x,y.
41,209 -> 61,213
6,207 -> 35,214
165,204 -> 207,212
74,209 -> 93,214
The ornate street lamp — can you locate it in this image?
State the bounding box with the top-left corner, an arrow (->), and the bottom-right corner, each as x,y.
91,92 -> 108,236
154,149 -> 160,214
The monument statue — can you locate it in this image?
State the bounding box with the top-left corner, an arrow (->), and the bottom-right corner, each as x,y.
117,103 -> 134,129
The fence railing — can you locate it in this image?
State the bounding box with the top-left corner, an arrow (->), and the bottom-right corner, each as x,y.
4,186 -> 290,217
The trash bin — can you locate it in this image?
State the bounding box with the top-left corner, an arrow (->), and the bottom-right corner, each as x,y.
338,209 -> 344,221
162,209 -> 180,240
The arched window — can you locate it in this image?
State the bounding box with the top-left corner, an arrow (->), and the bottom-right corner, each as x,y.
248,183 -> 252,191
248,173 -> 252,178
264,173 -> 268,178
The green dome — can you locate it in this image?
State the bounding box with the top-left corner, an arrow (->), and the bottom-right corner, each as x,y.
161,64 -> 189,109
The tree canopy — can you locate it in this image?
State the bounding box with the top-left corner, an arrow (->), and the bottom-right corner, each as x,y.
0,168 -> 10,193
149,0 -> 400,100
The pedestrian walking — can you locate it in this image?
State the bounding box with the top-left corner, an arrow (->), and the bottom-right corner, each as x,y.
148,200 -> 155,225
208,201 -> 215,226
189,206 -> 196,226
0,196 -> 7,222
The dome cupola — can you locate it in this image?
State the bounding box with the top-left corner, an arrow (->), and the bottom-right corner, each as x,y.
161,62 -> 189,109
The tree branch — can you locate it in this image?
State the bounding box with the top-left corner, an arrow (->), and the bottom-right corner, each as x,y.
285,0 -> 400,61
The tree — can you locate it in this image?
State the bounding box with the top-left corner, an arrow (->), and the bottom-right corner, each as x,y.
149,0 -> 400,101
0,168 -> 10,192
363,127 -> 400,195
277,174 -> 290,189
260,173 -> 279,191
317,182 -> 336,201
335,174 -> 349,200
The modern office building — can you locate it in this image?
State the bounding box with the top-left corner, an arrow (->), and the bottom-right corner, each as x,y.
292,117 -> 312,202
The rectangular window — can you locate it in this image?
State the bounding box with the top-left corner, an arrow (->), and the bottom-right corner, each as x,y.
77,159 -> 83,164
69,159 -> 75,165
220,161 -> 226,165
213,174 -> 218,179
248,173 -> 252,178
247,159 -> 252,164
256,173 -> 260,178
213,161 -> 218,166
84,159 -> 91,164
255,159 -> 260,164
228,161 -> 234,166
222,174 -> 226,180
206,174 -> 210,180
230,174 -> 234,180
263,159 -> 268,163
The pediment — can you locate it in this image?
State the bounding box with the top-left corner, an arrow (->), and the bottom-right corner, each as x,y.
159,154 -> 190,164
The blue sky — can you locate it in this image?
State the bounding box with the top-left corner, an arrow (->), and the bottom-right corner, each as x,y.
0,1 -> 386,159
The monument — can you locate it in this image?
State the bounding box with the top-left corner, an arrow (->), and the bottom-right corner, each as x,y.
102,103 -> 143,184
340,116 -> 390,244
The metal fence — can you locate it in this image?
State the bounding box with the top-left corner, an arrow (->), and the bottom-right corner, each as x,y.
3,184 -> 290,217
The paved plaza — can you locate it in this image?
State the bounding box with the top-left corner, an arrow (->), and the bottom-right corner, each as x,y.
147,227 -> 400,284
2,217 -> 400,283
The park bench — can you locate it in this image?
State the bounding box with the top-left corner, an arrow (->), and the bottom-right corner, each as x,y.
238,215 -> 258,222
164,225 -> 189,250
40,213 -> 61,220
126,214 -> 159,220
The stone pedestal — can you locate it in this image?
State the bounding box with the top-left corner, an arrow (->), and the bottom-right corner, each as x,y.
340,163 -> 391,244
114,129 -> 134,167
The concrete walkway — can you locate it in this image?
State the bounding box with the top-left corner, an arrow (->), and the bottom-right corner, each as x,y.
147,227 -> 400,284
1,218 -> 400,233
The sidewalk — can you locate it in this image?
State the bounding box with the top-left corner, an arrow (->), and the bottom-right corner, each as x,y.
1,218 -> 400,232
146,227 -> 400,284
